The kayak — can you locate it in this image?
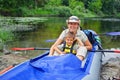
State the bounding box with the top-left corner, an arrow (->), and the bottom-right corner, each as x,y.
0,44 -> 102,80
106,32 -> 120,36
105,32 -> 120,40
0,29 -> 102,80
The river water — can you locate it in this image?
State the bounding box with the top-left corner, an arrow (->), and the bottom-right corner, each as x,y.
4,17 -> 120,49
1,17 -> 120,79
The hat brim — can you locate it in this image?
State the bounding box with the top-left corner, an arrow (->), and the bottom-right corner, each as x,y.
66,20 -> 79,23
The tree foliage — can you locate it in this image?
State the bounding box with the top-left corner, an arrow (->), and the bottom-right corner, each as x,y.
0,0 -> 120,17
101,0 -> 120,15
88,0 -> 102,13
46,0 -> 62,6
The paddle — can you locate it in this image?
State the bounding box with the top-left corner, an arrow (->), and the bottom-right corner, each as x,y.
0,64 -> 16,74
11,47 -> 120,53
11,47 -> 50,51
46,39 -> 56,42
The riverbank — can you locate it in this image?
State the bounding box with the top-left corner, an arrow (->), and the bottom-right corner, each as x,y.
0,53 -> 28,73
0,17 -> 48,51
101,53 -> 120,80
0,17 -> 48,32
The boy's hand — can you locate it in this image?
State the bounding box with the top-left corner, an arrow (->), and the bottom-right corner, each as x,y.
60,52 -> 66,55
75,37 -> 84,46
48,54 -> 53,56
61,51 -> 66,54
74,37 -> 79,41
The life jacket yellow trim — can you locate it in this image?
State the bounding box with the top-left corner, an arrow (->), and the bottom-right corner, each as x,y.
64,44 -> 76,54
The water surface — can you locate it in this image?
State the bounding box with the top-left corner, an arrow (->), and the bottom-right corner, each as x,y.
1,17 -> 120,57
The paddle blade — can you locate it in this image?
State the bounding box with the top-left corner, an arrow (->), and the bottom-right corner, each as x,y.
45,39 -> 56,42
114,50 -> 120,53
11,48 -> 35,51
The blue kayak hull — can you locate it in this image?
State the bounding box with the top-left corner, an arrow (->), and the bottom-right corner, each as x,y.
0,45 -> 102,80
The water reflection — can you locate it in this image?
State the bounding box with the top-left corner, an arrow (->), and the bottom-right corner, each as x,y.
4,17 -> 119,49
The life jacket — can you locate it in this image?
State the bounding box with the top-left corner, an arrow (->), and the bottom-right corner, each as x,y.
62,40 -> 77,54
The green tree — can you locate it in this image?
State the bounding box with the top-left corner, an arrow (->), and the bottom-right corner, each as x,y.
114,0 -> 120,13
69,0 -> 84,9
46,0 -> 62,6
101,0 -> 116,15
80,0 -> 92,9
62,0 -> 69,6
88,0 -> 102,13
34,0 -> 48,8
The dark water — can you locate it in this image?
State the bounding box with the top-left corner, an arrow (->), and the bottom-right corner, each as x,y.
7,17 -> 120,47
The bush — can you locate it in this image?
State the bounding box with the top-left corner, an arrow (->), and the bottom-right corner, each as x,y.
45,6 -> 72,17
72,6 -> 97,17
0,28 -> 14,43
72,5 -> 85,16
54,6 -> 72,17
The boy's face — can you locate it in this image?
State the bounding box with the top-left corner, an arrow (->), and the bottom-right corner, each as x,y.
65,37 -> 74,46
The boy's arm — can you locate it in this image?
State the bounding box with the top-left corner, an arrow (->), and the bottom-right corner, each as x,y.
48,38 -> 63,56
54,45 -> 66,54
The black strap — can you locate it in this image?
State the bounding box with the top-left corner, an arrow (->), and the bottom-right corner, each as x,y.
70,40 -> 77,53
62,41 -> 66,52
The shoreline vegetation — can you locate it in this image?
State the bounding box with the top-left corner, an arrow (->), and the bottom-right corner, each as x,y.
0,17 -> 48,51
0,0 -> 120,17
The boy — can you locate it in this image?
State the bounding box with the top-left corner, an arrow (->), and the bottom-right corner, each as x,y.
53,31 -> 84,55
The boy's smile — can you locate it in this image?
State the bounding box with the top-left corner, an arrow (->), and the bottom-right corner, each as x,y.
65,37 -> 74,46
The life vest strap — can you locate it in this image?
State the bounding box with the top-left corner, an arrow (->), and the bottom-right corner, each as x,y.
62,40 -> 77,54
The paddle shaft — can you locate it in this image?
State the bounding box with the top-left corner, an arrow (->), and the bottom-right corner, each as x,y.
11,47 -> 120,53
11,48 -> 50,51
89,50 -> 120,53
0,64 -> 16,74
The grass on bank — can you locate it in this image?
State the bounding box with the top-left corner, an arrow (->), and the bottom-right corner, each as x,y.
0,28 -> 14,49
